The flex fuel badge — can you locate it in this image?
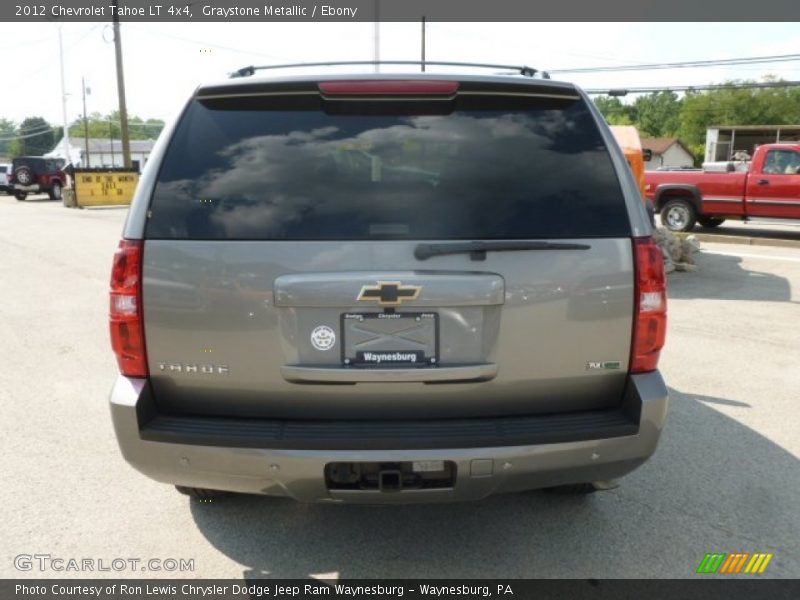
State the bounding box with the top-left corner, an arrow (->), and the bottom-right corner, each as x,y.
310,326 -> 336,351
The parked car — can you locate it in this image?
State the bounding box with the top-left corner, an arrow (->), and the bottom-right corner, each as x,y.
0,163 -> 11,194
645,143 -> 800,231
8,156 -> 67,201
109,64 -> 669,503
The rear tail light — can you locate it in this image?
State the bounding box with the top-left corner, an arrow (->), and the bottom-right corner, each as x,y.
109,240 -> 148,377
631,237 -> 667,373
319,80 -> 459,96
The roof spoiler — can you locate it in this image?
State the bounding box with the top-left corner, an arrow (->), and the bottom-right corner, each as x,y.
229,61 -> 549,80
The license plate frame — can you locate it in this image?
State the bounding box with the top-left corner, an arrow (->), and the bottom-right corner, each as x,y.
341,312 -> 439,367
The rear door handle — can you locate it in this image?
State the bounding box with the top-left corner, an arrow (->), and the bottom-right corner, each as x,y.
757,179 -> 770,185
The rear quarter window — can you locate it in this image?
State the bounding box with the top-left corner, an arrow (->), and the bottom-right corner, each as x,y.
146,91 -> 631,240
13,158 -> 45,170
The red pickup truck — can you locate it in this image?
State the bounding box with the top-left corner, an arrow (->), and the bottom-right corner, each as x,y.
644,143 -> 800,232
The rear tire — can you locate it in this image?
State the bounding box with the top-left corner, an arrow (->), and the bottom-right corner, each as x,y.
698,216 -> 725,228
661,197 -> 697,232
48,182 -> 62,200
14,166 -> 34,186
175,486 -> 227,501
14,191 -> 27,201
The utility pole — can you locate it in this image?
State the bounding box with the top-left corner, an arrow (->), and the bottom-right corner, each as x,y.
82,77 -> 90,167
57,26 -> 72,166
110,121 -> 115,166
373,0 -> 379,72
421,17 -> 426,72
111,0 -> 131,168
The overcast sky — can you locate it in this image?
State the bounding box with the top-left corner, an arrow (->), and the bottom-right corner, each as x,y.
2,21 -> 799,129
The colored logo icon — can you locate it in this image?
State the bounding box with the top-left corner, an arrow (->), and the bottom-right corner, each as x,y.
696,553 -> 773,574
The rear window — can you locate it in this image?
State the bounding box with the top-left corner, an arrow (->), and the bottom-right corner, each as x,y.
146,93 -> 630,240
13,158 -> 46,169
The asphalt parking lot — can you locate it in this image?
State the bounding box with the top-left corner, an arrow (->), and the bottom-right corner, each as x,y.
657,215 -> 800,247
1,194 -> 798,579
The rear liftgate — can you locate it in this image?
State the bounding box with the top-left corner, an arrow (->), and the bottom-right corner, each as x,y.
275,271 -> 504,385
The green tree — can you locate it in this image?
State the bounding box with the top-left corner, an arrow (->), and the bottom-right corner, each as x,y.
68,112 -> 164,141
633,91 -> 682,137
68,111 -> 106,140
10,117 -> 55,157
593,96 -> 637,125
0,118 -> 16,157
678,78 -> 800,160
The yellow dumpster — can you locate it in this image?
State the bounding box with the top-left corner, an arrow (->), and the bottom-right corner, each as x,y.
73,169 -> 139,208
609,126 -> 647,201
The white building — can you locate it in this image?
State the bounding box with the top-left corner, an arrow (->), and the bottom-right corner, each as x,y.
705,125 -> 800,162
44,138 -> 82,164
46,137 -> 155,171
641,137 -> 695,171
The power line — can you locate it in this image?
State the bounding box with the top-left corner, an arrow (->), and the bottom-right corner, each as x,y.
92,119 -> 163,127
586,80 -> 800,95
0,35 -> 55,51
125,24 -> 289,61
11,25 -> 101,86
0,124 -> 56,137
67,119 -> 164,132
14,122 -> 59,134
0,128 -> 59,142
551,53 -> 800,74
0,117 -> 145,144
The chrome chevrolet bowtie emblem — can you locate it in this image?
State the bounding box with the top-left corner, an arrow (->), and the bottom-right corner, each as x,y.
357,281 -> 422,306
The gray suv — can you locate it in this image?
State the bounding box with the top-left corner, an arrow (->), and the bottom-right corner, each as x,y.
109,64 -> 668,503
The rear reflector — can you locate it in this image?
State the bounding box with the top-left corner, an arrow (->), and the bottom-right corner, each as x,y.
109,240 -> 148,378
631,237 -> 667,373
319,80 -> 459,96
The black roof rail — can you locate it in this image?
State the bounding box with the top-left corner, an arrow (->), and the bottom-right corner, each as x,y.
229,61 -> 549,80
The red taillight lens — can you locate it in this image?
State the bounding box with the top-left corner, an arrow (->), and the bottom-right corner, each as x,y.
319,80 -> 459,96
631,237 -> 667,373
109,240 -> 147,377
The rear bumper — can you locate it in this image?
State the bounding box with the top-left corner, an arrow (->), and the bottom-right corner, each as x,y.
13,184 -> 41,192
109,373 -> 669,503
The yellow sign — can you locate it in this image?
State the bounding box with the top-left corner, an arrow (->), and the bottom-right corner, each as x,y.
74,171 -> 139,207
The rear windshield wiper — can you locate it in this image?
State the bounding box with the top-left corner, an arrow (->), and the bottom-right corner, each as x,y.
414,240 -> 591,261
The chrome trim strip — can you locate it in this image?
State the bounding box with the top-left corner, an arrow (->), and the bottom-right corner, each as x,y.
274,271 -> 505,308
319,95 -> 457,101
702,197 -> 742,203
196,91 -> 319,99
281,363 -> 498,383
458,91 -> 581,99
747,199 -> 800,206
